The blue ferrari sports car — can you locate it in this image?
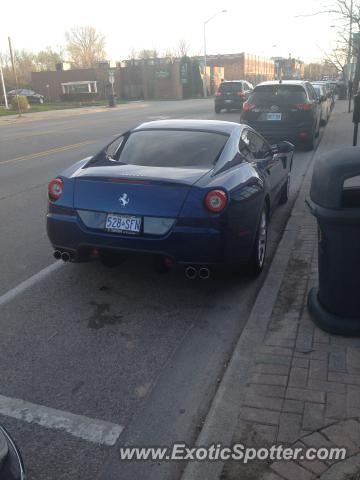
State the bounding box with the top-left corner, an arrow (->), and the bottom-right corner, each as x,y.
47,119 -> 294,277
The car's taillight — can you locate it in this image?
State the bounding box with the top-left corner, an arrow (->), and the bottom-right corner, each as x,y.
295,103 -> 313,110
205,189 -> 228,213
48,178 -> 64,201
215,90 -> 222,96
237,91 -> 246,97
243,102 -> 256,112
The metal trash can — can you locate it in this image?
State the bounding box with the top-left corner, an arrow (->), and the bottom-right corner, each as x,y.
307,147 -> 360,335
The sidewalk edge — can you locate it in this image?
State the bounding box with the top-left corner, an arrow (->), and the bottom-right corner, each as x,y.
180,152 -> 316,480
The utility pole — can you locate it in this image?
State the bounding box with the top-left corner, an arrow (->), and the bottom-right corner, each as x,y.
203,10 -> 227,98
8,37 -> 21,117
0,57 -> 9,109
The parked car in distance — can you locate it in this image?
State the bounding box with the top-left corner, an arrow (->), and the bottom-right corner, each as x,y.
241,80 -> 321,150
47,119 -> 294,277
312,83 -> 331,125
7,89 -> 45,104
215,80 -> 253,113
315,81 -> 335,107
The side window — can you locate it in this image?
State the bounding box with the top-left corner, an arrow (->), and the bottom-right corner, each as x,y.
247,131 -> 272,159
306,84 -> 316,101
239,130 -> 254,160
105,136 -> 124,160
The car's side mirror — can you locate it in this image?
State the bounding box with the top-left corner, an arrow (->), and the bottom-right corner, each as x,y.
273,141 -> 295,154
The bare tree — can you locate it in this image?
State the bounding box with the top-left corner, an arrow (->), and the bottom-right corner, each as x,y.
65,26 -> 106,68
175,39 -> 190,58
317,42 -> 348,75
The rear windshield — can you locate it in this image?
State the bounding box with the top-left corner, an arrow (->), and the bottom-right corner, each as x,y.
116,130 -> 229,168
249,85 -> 307,105
219,82 -> 242,93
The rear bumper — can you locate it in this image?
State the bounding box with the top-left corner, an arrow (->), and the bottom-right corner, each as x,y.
215,98 -> 244,109
47,213 -> 254,265
242,121 -> 314,144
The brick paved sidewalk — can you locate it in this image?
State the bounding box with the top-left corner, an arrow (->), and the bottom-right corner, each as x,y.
222,101 -> 360,480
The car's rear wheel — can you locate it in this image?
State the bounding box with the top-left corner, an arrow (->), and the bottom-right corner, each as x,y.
215,106 -> 221,113
248,206 -> 268,275
304,129 -> 315,151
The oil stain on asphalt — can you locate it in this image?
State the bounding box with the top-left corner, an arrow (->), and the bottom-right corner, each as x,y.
88,302 -> 123,330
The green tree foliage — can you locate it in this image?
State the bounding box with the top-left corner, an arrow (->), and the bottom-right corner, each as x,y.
36,47 -> 64,71
11,95 -> 29,112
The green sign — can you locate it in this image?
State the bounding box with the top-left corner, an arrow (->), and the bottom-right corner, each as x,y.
155,70 -> 170,79
180,63 -> 188,84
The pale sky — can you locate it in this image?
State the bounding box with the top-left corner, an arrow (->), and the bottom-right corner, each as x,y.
1,0 -> 340,64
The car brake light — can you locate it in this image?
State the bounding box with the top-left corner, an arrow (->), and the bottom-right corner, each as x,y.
48,178 -> 64,201
215,90 -> 222,96
237,91 -> 246,97
295,103 -> 313,110
243,102 -> 256,112
205,189 -> 228,213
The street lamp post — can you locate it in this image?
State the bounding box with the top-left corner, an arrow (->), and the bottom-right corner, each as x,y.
203,9 -> 227,98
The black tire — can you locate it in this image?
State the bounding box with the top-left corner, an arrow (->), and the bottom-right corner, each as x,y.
215,106 -> 221,114
304,130 -> 315,151
247,206 -> 268,276
279,174 -> 290,205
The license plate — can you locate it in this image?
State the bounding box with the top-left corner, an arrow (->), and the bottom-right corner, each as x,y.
225,99 -> 232,103
105,214 -> 142,234
267,113 -> 282,121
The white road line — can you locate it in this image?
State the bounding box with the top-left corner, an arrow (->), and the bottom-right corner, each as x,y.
146,115 -> 171,120
0,261 -> 63,308
0,394 -> 123,446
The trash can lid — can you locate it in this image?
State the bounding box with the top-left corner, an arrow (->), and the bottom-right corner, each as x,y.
310,147 -> 360,209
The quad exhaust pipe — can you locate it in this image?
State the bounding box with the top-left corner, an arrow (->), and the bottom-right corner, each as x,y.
185,266 -> 211,280
199,267 -> 211,280
54,250 -> 71,262
185,266 -> 197,280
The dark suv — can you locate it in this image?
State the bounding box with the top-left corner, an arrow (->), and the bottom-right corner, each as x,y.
215,80 -> 253,113
241,81 -> 321,150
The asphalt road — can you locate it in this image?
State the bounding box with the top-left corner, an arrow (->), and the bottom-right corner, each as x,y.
0,99 -> 322,480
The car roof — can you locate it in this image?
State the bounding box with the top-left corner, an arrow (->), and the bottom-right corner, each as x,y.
255,80 -> 308,87
133,119 -> 240,135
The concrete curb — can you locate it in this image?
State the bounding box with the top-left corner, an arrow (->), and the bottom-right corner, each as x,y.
180,150 -> 318,480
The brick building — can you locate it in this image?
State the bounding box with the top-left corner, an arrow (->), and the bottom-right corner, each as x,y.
206,53 -> 275,84
31,60 -> 185,101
